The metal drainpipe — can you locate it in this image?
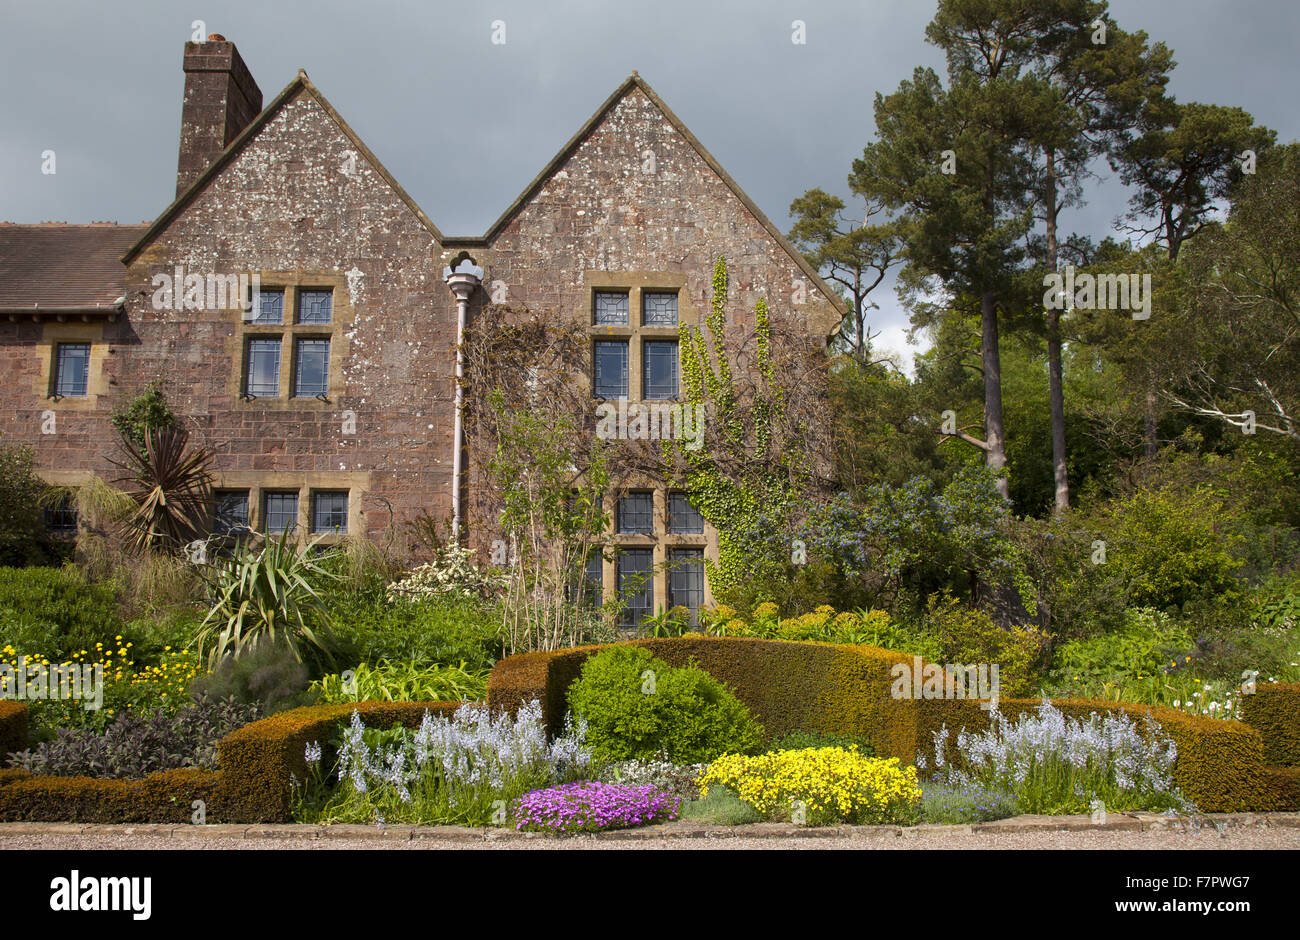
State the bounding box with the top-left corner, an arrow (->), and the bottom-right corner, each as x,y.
443,264 -> 481,542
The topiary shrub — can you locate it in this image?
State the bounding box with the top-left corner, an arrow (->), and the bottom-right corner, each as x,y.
0,701 -> 27,757
566,646 -> 764,764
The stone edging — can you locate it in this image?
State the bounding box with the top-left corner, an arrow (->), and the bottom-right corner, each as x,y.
2,812 -> 1298,842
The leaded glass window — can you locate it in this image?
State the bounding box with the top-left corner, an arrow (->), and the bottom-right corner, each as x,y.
642,292 -> 678,326
594,291 -> 629,326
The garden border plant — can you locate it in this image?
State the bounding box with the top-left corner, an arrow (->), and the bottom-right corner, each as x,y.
1,639 -> 1298,823
490,636 -> 1299,813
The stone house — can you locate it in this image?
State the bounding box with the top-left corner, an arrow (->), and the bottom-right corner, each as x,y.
0,35 -> 845,627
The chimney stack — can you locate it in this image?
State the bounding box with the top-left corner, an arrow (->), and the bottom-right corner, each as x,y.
175,34 -> 263,197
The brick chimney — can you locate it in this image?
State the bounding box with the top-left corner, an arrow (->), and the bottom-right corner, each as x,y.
175,34 -> 263,197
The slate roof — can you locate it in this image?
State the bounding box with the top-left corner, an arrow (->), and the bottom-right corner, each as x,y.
0,223 -> 147,309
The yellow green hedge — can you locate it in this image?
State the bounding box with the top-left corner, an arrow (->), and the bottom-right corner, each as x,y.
490,638 -> 1282,813
0,767 -> 222,823
1237,682 -> 1300,767
215,700 -> 463,822
0,701 -> 26,758
488,637 -> 919,760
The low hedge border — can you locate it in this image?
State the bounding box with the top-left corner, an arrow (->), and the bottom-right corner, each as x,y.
489,638 -> 1281,813
1237,682 -> 1300,767
488,637 -> 917,759
216,700 -> 465,823
0,767 -> 222,823
1259,766 -> 1300,811
0,701 -> 27,758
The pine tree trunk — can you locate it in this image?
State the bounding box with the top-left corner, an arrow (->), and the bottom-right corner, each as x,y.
1045,149 -> 1070,512
981,287 -> 1010,500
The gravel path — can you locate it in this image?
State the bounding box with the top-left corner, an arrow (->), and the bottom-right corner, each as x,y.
3,820 -> 1299,850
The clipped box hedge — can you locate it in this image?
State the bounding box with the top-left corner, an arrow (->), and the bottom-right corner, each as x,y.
1259,765 -> 1300,811
0,766 -> 222,823
0,700 -> 26,758
216,700 -> 463,822
488,637 -> 919,760
1237,682 -> 1300,767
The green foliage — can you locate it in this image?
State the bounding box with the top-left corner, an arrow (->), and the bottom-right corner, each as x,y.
567,646 -> 765,764
325,592 -> 503,672
311,660 -> 488,704
195,531 -> 341,668
770,728 -> 875,756
1252,573 -> 1300,633
639,605 -> 692,639
1051,608 -> 1193,687
679,785 -> 763,826
189,636 -> 312,713
1100,484 -> 1245,609
110,381 -> 176,452
0,566 -> 124,660
923,595 -> 1046,698
0,442 -> 56,567
676,256 -> 825,593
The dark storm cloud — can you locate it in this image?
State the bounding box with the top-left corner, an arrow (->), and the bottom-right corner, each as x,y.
1,0 -> 1295,363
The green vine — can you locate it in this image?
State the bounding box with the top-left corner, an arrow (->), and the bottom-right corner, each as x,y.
672,256 -> 809,590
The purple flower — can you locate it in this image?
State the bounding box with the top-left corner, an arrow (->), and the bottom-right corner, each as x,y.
509,782 -> 682,834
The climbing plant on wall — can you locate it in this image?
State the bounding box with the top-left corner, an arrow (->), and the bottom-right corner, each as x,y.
671,256 -> 834,591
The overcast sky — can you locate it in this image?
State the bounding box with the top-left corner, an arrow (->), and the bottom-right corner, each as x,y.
2,0 -> 1296,366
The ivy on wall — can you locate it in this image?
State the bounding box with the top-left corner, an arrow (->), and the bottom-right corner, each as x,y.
671,256 -> 829,590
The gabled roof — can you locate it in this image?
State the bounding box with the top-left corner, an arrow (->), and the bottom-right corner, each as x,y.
480,73 -> 849,320
121,71 -> 442,265
0,223 -> 147,309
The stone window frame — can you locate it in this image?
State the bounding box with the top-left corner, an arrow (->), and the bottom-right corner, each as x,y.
206,471 -> 370,547
224,273 -> 352,410
33,322 -> 110,411
310,490 -> 350,535
584,272 -> 696,403
588,483 -> 712,629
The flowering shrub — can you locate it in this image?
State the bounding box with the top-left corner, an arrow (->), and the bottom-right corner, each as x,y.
510,782 -> 681,834
2,641 -> 203,735
926,699 -> 1191,815
597,755 -> 708,800
293,700 -> 591,826
385,544 -> 506,602
698,747 -> 922,826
